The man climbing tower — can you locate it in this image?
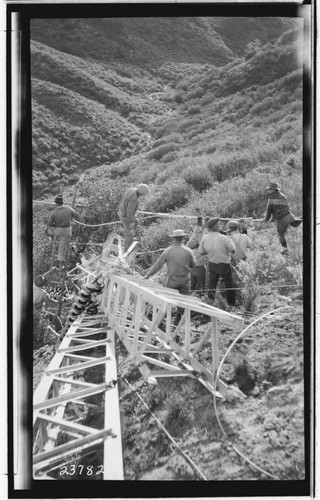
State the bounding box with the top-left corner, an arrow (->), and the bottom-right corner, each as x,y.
264,182 -> 302,255
118,183 -> 150,252
47,195 -> 76,269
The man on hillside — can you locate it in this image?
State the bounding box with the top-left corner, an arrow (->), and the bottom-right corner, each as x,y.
264,182 -> 302,255
118,183 -> 150,252
199,217 -> 236,307
227,220 -> 252,264
187,217 -> 207,292
33,273 -> 58,330
238,218 -> 248,235
145,229 -> 196,295
47,195 -> 76,269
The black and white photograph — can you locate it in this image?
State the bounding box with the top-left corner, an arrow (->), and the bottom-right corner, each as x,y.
6,1 -> 314,498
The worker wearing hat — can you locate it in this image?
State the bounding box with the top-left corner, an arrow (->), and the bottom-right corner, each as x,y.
227,220 -> 252,264
187,216 -> 207,291
199,217 -> 236,306
264,182 -> 302,255
47,195 -> 76,269
145,228 -> 196,295
118,183 -> 150,252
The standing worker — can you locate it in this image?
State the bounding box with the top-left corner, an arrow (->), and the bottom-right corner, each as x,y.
199,217 -> 236,307
145,229 -> 196,295
33,275 -> 51,310
118,183 -> 150,252
227,220 -> 252,264
47,195 -> 76,269
227,220 -> 252,306
264,182 -> 302,255
238,218 -> 248,235
187,217 -> 207,291
33,274 -> 57,335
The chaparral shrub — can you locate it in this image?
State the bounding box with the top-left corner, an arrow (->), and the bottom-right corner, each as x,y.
144,179 -> 193,214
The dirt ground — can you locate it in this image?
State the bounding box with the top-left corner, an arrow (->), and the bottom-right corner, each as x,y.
118,299 -> 305,481
33,296 -> 305,481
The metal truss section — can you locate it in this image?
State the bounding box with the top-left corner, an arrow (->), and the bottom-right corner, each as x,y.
33,232 -> 244,480
33,316 -> 123,480
102,274 -> 244,397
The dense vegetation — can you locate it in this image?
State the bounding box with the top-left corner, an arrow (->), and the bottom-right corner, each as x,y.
32,17 -> 306,482
31,17 -> 302,200
32,16 -> 303,295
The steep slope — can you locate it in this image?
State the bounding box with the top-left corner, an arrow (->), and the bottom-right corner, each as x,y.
31,18 -> 302,198
104,28 -> 302,199
31,17 -> 296,68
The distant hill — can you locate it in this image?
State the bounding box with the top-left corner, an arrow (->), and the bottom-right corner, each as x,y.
31,17 -> 296,68
31,17 -> 302,199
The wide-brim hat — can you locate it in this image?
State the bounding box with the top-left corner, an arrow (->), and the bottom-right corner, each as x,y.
169,229 -> 188,238
207,217 -> 220,229
266,182 -> 279,190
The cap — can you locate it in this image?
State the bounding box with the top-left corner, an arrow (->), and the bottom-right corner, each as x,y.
188,237 -> 200,249
207,217 -> 220,229
137,183 -> 150,195
54,194 -> 63,204
35,275 -> 47,287
227,220 -> 240,230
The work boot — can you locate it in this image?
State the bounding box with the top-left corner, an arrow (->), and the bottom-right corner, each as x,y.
290,219 -> 303,228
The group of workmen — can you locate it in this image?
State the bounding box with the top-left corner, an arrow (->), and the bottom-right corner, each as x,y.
39,180 -> 302,311
118,180 -> 302,308
145,217 -> 251,307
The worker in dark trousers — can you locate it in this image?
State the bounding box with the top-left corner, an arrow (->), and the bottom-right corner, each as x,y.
145,228 -> 196,328
264,182 -> 302,255
227,220 -> 252,305
199,217 -> 236,307
118,184 -> 150,252
227,220 -> 252,264
145,229 -> 196,295
47,195 -> 76,269
187,217 -> 207,292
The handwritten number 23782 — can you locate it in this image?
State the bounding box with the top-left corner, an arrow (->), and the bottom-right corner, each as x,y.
59,465 -> 104,476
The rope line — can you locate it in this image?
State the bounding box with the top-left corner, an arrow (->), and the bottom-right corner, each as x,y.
137,211 -> 265,223
212,305 -> 296,481
73,219 -> 122,227
124,378 -> 208,481
70,212 -> 266,228
136,248 -> 166,255
190,283 -> 302,293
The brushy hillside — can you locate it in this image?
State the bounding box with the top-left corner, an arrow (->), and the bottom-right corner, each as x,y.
32,18 -> 306,483
31,17 -> 301,199
31,17 -> 296,69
